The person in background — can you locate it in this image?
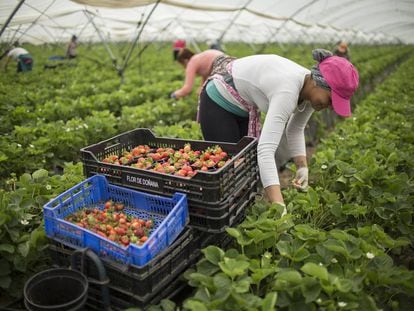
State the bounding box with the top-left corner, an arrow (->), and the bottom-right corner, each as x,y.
198,49 -> 359,212
66,35 -> 78,59
172,39 -> 186,61
209,39 -> 224,52
3,42 -> 33,73
170,48 -> 225,99
333,40 -> 350,60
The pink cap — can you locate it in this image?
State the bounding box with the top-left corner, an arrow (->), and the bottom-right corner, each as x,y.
319,56 -> 359,117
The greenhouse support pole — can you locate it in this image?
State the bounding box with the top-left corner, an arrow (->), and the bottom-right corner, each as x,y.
40,24 -> 58,44
16,0 -> 57,44
120,13 -> 145,57
0,0 -> 26,39
84,10 -> 119,71
127,2 -> 193,69
189,37 -> 201,53
263,24 -> 286,53
76,15 -> 93,39
119,0 -> 161,79
217,0 -> 253,44
71,6 -> 96,41
7,24 -> 22,47
127,18 -> 175,68
258,0 -> 320,54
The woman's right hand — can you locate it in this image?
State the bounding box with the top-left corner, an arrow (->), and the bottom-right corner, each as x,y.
264,185 -> 287,216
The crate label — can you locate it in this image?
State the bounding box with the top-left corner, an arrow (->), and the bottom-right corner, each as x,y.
123,173 -> 162,190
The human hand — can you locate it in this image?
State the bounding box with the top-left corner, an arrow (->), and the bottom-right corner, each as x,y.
292,167 -> 308,191
276,202 -> 287,217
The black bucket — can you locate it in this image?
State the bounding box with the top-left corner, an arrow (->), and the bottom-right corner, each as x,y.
24,268 -> 88,311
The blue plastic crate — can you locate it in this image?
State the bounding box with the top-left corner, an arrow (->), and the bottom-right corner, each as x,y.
43,175 -> 188,266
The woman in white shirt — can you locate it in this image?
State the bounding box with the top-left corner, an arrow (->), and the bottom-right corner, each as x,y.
4,43 -> 33,72
198,49 -> 359,210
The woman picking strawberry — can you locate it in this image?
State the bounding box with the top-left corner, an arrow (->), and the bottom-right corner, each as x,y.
198,49 -> 359,213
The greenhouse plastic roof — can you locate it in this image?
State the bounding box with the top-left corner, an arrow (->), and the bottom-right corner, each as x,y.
1,0 -> 414,45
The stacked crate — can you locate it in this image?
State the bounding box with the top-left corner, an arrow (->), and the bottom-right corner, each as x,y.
46,128 -> 258,309
80,128 -> 258,233
48,227 -> 196,310
43,175 -> 189,266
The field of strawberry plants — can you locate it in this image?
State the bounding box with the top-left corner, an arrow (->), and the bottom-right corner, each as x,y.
1,42 -> 414,310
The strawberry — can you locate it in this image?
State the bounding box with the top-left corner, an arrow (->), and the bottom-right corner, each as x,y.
115,227 -> 126,236
97,231 -> 107,238
175,169 -> 187,177
134,228 -> 145,237
115,203 -> 124,211
145,219 -> 153,228
214,146 -> 223,154
104,201 -> 112,209
120,235 -> 129,246
183,143 -> 192,153
108,234 -> 117,242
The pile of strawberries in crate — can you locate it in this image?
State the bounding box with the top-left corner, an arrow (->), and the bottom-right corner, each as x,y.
65,200 -> 154,247
102,143 -> 230,177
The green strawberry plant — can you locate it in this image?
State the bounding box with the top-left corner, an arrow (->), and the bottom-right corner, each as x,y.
153,120 -> 203,140
184,203 -> 414,310
1,42 -> 414,308
0,163 -> 83,299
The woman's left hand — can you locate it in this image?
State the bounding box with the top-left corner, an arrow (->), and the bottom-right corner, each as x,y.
292,167 -> 308,191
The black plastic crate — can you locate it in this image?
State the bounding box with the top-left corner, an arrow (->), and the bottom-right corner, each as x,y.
188,171 -> 257,218
48,226 -> 194,299
80,128 -> 257,205
188,178 -> 258,233
199,230 -> 234,250
193,191 -> 256,250
85,256 -> 195,311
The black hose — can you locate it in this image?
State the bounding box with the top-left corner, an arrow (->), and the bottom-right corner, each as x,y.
71,248 -> 112,311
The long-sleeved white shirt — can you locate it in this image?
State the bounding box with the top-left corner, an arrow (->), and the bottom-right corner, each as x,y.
8,48 -> 29,60
229,54 -> 314,187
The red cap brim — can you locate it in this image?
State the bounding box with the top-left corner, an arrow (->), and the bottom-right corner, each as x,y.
332,90 -> 351,117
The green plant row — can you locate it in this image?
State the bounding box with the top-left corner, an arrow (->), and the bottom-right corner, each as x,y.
1,44 -> 410,133
0,163 -> 84,301
3,44 -> 410,185
0,43 -> 412,303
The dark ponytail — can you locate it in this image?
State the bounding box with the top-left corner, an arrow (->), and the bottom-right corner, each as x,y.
310,49 -> 333,90
312,49 -> 333,63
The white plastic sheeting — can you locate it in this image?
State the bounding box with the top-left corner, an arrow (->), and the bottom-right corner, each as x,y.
0,0 -> 413,45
